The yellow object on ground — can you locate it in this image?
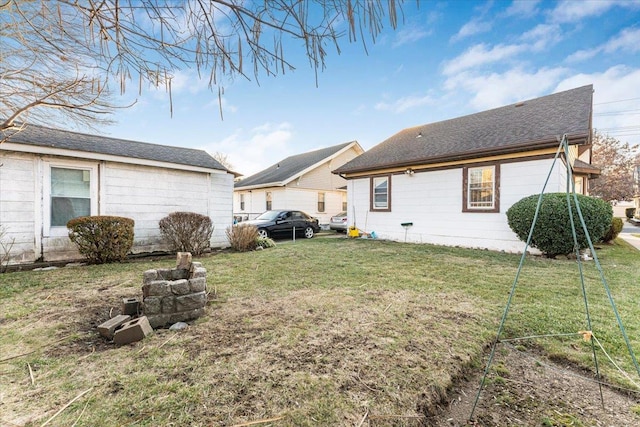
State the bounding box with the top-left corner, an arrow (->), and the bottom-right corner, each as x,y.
348,227 -> 360,238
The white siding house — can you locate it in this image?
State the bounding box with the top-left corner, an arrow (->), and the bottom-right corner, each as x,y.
0,124 -> 234,265
335,85 -> 599,253
234,141 -> 363,225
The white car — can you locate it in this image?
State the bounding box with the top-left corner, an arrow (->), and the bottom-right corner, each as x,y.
329,212 -> 348,232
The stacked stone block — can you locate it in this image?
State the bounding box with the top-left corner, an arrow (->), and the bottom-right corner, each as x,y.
142,260 -> 207,328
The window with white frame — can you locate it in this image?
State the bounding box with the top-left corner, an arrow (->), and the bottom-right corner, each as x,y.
370,175 -> 390,211
240,193 -> 245,211
341,193 -> 347,211
45,163 -> 97,236
51,167 -> 91,225
317,192 -> 325,212
463,165 -> 499,212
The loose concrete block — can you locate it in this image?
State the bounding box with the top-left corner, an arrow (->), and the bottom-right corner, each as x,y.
176,252 -> 192,270
97,314 -> 131,339
170,279 -> 190,295
122,297 -> 140,315
156,268 -> 172,280
113,316 -> 153,345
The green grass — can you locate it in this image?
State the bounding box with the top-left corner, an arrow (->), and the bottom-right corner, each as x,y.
1,237 -> 639,426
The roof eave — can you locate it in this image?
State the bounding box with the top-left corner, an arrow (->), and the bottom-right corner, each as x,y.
335,132 -> 589,175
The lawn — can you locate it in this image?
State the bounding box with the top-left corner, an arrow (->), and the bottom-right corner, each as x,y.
1,236 -> 640,426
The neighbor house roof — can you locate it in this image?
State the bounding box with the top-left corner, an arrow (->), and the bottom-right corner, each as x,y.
334,85 -> 593,175
235,141 -> 362,189
0,123 -> 228,173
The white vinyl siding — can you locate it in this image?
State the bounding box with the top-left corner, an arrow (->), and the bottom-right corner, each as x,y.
349,158 -> 566,253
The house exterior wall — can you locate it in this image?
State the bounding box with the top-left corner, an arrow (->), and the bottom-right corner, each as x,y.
347,158 -> 567,253
0,151 -> 232,265
289,149 -> 354,191
0,152 -> 38,264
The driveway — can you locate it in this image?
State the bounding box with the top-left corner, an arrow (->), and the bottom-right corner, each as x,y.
619,220 -> 640,251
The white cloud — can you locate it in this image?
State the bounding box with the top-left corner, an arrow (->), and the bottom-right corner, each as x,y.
374,93 -> 434,113
603,27 -> 640,54
502,0 -> 541,18
204,122 -> 295,176
556,66 -> 640,146
444,67 -> 568,110
442,43 -> 526,75
566,48 -> 599,63
549,0 -> 618,23
392,24 -> 432,47
519,23 -> 563,51
451,19 -> 492,42
567,27 -> 640,63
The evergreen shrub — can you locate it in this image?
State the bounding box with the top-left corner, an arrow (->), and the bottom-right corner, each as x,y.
506,193 -> 612,257
67,216 -> 135,264
601,217 -> 623,243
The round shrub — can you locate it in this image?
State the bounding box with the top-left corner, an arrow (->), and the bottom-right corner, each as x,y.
67,216 -> 135,264
506,193 -> 612,258
159,212 -> 214,256
601,217 -> 623,243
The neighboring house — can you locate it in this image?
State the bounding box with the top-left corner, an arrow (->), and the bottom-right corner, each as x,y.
0,124 -> 234,265
234,141 -> 364,225
333,85 -> 599,253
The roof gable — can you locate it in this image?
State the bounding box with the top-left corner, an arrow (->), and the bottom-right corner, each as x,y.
235,141 -> 361,189
335,85 -> 593,174
1,124 -> 227,171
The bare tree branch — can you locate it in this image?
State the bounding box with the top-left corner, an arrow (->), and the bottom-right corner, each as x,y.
1,0 -> 406,139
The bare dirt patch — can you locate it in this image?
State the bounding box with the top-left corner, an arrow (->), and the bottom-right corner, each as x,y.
430,343 -> 640,426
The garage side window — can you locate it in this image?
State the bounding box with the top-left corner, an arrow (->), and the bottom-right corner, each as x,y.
370,175 -> 391,211
240,193 -> 245,211
462,164 -> 500,213
51,167 -> 91,226
266,191 -> 272,210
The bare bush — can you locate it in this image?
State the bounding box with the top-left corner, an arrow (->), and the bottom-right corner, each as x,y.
226,224 -> 259,252
159,212 -> 213,256
0,226 -> 16,273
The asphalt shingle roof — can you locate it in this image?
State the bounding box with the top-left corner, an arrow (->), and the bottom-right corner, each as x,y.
235,141 -> 356,188
335,85 -> 593,174
1,123 -> 227,171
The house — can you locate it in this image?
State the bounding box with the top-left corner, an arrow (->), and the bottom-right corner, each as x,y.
333,85 -> 599,252
0,124 -> 234,265
234,141 -> 364,225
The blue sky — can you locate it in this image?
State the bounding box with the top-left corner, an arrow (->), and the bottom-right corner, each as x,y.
104,0 -> 640,176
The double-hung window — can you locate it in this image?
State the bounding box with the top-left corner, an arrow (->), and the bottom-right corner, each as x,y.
463,165 -> 499,212
240,193 -> 245,211
45,163 -> 97,236
370,175 -> 391,211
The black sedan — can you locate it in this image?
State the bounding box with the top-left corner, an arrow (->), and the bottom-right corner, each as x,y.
242,210 -> 320,239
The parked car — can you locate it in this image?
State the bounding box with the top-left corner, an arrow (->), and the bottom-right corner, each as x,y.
242,210 -> 320,239
329,211 -> 348,232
